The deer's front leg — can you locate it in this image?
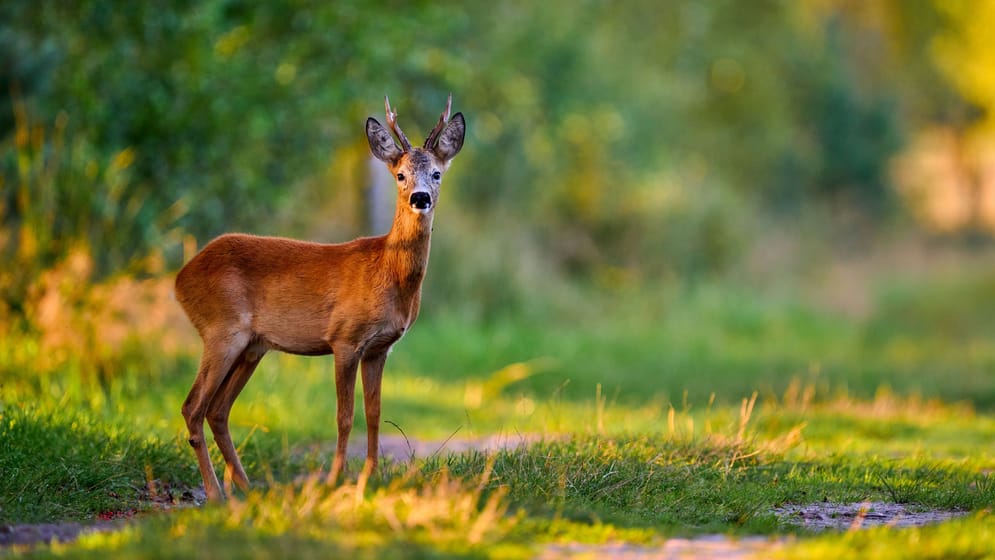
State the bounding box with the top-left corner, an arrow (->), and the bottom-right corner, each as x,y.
359,351 -> 387,486
327,351 -> 360,486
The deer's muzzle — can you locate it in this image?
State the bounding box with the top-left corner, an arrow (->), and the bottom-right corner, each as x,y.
409,191 -> 432,211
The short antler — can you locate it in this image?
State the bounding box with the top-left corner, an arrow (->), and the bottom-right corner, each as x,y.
384,95 -> 412,151
423,93 -> 453,149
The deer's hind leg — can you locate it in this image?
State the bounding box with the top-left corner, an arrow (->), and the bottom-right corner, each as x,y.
206,343 -> 266,496
181,330 -> 251,501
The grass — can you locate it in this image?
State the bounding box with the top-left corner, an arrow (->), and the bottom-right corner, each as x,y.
0,405 -> 196,524
3,265 -> 995,557
38,474 -> 518,559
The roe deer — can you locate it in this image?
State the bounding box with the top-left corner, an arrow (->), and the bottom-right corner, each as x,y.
175,95 -> 465,501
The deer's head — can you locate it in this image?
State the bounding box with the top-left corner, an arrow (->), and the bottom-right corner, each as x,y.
366,94 -> 465,215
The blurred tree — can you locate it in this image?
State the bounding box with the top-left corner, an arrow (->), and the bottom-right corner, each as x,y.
805,16 -> 903,215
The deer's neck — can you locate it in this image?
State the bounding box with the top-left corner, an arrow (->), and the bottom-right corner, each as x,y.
383,205 -> 433,287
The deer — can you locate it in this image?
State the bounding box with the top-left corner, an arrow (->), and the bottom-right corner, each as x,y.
174,95 -> 465,501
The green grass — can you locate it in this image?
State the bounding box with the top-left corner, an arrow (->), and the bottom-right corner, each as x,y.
35,473 -> 521,559
3,268 -> 995,557
0,405 -> 195,523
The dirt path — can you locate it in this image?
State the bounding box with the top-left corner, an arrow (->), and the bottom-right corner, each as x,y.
535,503 -> 968,559
539,535 -> 784,560
772,501 -> 967,531
0,520 -> 122,547
355,432 -> 542,460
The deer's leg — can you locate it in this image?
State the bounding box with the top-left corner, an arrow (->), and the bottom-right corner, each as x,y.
181,332 -> 249,502
206,346 -> 265,496
358,351 -> 387,487
327,351 -> 360,486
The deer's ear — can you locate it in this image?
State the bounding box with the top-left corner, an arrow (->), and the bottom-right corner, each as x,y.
433,112 -> 465,163
366,118 -> 404,163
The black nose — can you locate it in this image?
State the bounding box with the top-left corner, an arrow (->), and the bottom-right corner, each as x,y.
410,192 -> 432,210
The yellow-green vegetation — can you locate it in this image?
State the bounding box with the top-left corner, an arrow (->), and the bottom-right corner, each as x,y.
5,1 -> 995,558
41,474 -> 521,559
3,268 -> 995,557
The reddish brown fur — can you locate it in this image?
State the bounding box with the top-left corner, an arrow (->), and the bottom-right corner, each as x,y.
177,231 -> 426,357
175,97 -> 465,501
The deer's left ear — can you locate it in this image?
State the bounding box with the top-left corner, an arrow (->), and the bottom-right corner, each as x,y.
433,113 -> 465,163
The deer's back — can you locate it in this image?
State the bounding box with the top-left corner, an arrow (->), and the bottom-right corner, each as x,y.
175,233 -> 385,349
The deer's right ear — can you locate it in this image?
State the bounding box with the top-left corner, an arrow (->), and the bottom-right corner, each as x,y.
366,118 -> 404,164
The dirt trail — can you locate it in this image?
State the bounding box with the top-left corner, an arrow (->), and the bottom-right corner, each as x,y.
0,521 -> 122,548
351,432 -> 542,460
773,501 -> 966,531
539,535 -> 784,560
536,503 -> 968,559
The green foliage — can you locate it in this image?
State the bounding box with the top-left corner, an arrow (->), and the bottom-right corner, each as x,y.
0,0 -> 968,320
807,17 -> 904,213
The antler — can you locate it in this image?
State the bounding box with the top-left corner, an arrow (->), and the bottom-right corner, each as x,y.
423,93 -> 453,149
384,95 -> 413,151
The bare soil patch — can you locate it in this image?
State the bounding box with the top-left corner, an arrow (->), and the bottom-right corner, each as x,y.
537,503 -> 967,559
772,501 -> 967,531
539,535 -> 784,560
0,520 -> 121,548
360,432 -> 542,461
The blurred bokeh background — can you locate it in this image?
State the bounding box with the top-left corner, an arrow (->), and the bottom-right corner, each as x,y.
3,1 -> 995,409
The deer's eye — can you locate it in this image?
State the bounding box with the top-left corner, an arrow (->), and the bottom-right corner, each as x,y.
396,173 -> 405,182
432,171 -> 441,181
